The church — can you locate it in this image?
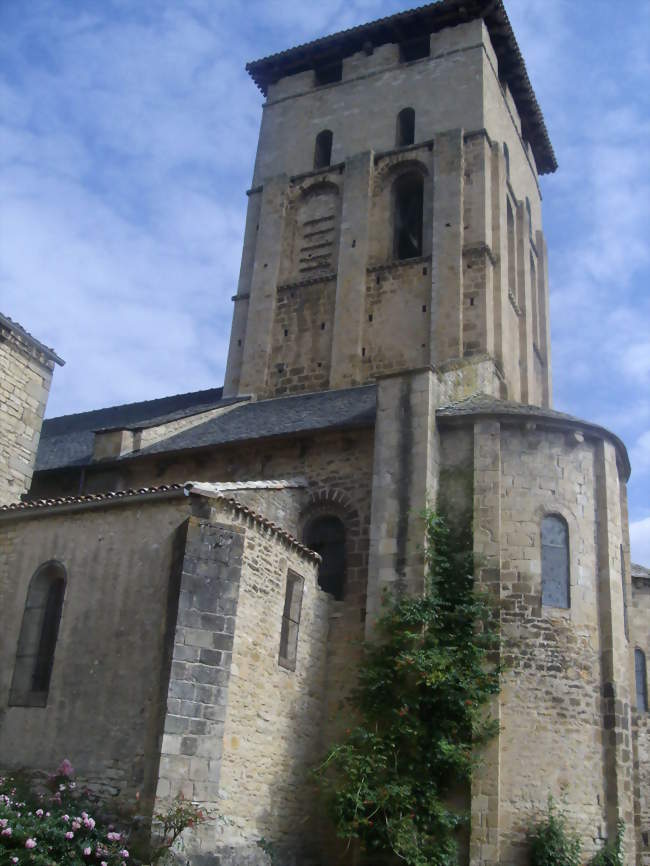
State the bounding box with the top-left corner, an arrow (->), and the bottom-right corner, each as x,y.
0,0 -> 648,863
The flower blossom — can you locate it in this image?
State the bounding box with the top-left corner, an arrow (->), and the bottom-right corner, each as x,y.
2,828 -> 12,837
84,847 -> 92,856
62,814 -> 70,822
35,808 -> 44,817
25,839 -> 37,849
0,819 -> 7,828
84,816 -> 96,830
57,759 -> 74,777
120,850 -> 129,859
72,820 -> 81,830
106,832 -> 121,841
65,831 -> 74,839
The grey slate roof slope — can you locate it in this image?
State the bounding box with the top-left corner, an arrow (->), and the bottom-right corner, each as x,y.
36,387 -> 242,472
632,563 -> 650,580
35,386 -> 629,476
438,393 -> 631,477
125,385 -> 377,459
436,393 -> 580,422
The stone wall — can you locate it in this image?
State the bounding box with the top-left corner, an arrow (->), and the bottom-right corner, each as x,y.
631,573 -> 650,863
0,320 -> 60,506
0,494 -> 190,817
214,509 -> 327,862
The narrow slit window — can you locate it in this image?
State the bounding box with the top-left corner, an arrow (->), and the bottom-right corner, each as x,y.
503,142 -> 510,179
279,571 -> 304,671
314,129 -> 333,170
304,515 -> 346,600
507,198 -> 516,296
394,172 -> 424,260
10,561 -> 66,707
396,108 -> 415,147
541,515 -> 570,608
526,197 -> 533,240
636,649 -> 648,712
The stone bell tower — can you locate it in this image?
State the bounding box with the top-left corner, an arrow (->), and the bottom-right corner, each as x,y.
223,0 -> 556,407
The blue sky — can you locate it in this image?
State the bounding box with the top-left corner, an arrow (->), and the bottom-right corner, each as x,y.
1,0 -> 649,561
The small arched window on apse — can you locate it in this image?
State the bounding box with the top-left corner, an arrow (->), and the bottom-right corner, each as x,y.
9,561 -> 66,707
393,171 -> 424,260
314,130 -> 333,170
396,108 -> 415,147
304,515 -> 346,601
541,515 -> 570,608
636,648 -> 648,712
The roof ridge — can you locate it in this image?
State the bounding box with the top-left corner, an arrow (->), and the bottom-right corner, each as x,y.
250,382 -> 376,408
43,385 -> 225,425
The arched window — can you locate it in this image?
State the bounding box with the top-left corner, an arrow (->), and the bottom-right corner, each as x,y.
304,515 -> 346,601
10,561 -> 66,706
314,130 -> 333,170
396,108 -> 415,147
394,171 -> 424,260
541,515 -> 570,608
636,649 -> 648,712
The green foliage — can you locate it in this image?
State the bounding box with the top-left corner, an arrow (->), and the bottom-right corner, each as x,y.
0,760 -> 129,866
589,821 -> 624,866
0,760 -> 207,866
528,798 -> 582,866
313,511 -> 502,866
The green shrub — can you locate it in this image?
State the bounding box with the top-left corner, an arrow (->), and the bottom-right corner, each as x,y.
589,821 -> 624,866
0,760 -> 207,866
313,511 -> 502,866
528,797 -> 581,866
0,760 -> 129,866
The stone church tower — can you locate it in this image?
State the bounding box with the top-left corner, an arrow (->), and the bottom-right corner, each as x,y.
0,2 -> 647,864
223,4 -> 553,410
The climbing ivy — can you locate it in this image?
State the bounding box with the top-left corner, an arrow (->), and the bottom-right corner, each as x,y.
314,510 -> 502,866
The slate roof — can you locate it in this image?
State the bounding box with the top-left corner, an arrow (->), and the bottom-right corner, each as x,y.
35,386 -> 629,478
121,385 -> 377,459
632,563 -> 650,581
36,387 -> 244,472
438,393 -> 631,477
0,312 -> 64,366
246,0 -> 557,174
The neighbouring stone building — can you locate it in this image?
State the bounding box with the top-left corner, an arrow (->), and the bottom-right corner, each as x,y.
0,1 -> 647,864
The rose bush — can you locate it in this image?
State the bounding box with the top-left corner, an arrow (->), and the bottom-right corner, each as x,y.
0,760 -> 129,865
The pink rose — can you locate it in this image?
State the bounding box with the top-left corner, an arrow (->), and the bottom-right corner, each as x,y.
72,821 -> 81,830
101,862 -> 108,866
65,831 -> 74,839
84,817 -> 96,830
106,832 -> 121,841
84,847 -> 92,856
120,850 -> 129,859
35,808 -> 44,817
25,839 -> 37,849
0,819 -> 7,827
2,828 -> 12,837
62,814 -> 70,822
58,758 -> 74,777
